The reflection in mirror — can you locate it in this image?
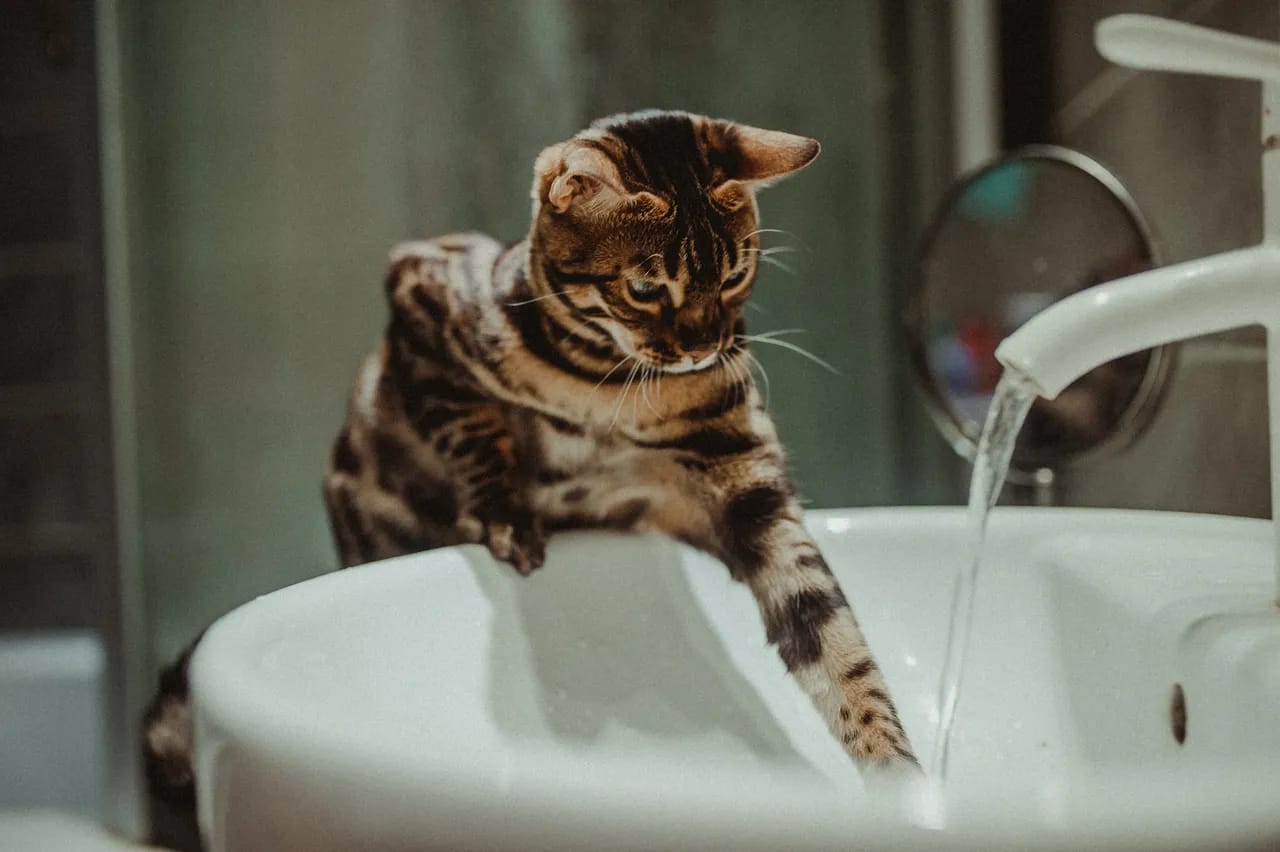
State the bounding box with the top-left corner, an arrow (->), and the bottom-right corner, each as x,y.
911,146 -> 1172,477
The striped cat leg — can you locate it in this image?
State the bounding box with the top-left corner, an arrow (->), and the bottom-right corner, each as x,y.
322,471 -> 370,567
455,507 -> 545,575
323,421 -> 458,568
449,432 -> 546,576
407,398 -> 546,575
721,485 -> 918,769
322,467 -> 434,568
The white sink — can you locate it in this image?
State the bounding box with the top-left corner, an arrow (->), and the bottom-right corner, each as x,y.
191,508 -> 1280,851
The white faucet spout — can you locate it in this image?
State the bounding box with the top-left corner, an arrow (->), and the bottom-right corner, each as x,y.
1096,15 -> 1280,84
995,246 -> 1280,399
997,244 -> 1280,603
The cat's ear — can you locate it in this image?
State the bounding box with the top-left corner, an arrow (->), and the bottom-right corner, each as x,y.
533,141 -> 668,218
706,120 -> 821,187
534,142 -> 622,214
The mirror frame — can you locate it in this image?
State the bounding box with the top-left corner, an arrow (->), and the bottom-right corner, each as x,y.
906,145 -> 1176,484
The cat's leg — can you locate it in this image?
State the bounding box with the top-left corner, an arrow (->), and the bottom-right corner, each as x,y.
322,467 -> 433,568
323,420 -> 468,567
323,420 -> 543,573
322,460 -> 373,567
432,405 -> 546,575
378,246 -> 546,573
360,389 -> 544,574
714,477 -> 918,769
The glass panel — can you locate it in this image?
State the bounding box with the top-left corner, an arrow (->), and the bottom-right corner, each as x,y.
0,275 -> 79,385
0,414 -> 85,526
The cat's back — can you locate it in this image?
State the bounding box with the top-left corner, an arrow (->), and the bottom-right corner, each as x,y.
386,231 -> 507,303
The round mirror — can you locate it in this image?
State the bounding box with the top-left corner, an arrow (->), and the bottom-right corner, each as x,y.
910,146 -> 1173,479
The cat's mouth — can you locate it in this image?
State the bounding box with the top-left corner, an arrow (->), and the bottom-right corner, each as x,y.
651,351 -> 721,374
614,335 -> 725,374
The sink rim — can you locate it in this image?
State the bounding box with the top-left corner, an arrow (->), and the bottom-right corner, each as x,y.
191,506 -> 1280,849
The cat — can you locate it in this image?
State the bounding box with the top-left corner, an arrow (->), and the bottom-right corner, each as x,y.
143,111 -> 917,840
321,109 -> 917,769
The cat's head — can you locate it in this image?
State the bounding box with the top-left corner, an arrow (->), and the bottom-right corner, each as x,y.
529,110 -> 819,373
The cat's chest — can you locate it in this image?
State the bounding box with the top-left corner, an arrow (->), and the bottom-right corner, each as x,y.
524,414 -> 667,490
517,411 -> 712,534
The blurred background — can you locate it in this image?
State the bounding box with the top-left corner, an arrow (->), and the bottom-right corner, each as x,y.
0,0 -> 1274,841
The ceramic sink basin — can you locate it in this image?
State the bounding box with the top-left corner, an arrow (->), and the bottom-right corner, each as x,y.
191,508 -> 1280,851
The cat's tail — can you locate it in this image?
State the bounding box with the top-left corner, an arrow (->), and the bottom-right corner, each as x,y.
142,635 -> 204,851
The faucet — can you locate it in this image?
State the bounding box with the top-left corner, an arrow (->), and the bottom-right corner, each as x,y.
994,15 -> 1280,601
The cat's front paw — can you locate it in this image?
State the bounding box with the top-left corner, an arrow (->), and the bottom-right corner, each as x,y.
835,683 -> 920,771
486,515 -> 547,576
457,510 -> 546,576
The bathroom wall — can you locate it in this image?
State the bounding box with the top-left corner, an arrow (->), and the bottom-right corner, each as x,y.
1042,0 -> 1275,516
104,1 -> 954,666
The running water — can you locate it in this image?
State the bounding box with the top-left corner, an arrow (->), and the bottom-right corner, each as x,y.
929,371 -> 1039,786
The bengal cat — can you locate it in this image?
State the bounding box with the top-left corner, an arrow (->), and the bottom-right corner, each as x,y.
321,109 -> 917,769
143,112 -> 916,833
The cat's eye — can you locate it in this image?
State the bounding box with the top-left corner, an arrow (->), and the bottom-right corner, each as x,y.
720,269 -> 750,295
627,278 -> 664,302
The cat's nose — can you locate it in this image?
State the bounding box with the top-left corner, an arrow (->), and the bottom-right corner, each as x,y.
674,324 -> 720,361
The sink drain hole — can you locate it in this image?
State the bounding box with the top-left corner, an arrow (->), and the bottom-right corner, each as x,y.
1170,682 -> 1187,745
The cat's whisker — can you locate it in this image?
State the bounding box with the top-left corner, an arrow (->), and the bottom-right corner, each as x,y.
739,354 -> 757,398
738,359 -> 755,403
750,327 -> 807,340
629,360 -> 650,422
742,227 -> 794,241
724,347 -> 741,379
620,252 -> 665,277
639,363 -> 661,419
723,348 -> 751,404
636,365 -> 646,416
632,364 -> 646,423
608,369 -> 630,430
757,254 -> 795,275
506,290 -> 572,307
740,248 -> 796,266
609,360 -> 642,431
746,350 -> 772,407
627,363 -> 645,425
591,354 -> 635,396
738,334 -> 840,374
740,246 -> 797,257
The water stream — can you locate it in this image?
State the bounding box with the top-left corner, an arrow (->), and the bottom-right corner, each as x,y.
929,371 -> 1039,785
